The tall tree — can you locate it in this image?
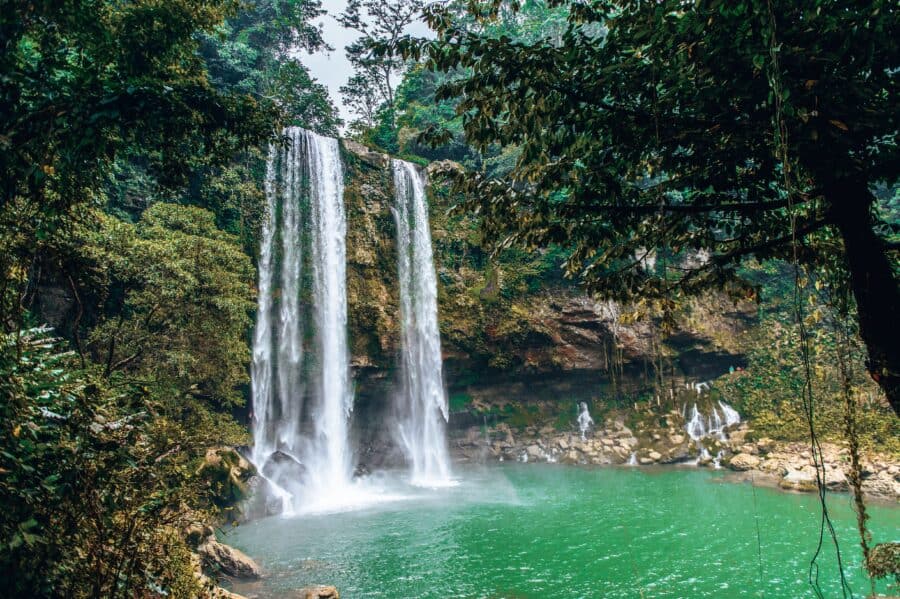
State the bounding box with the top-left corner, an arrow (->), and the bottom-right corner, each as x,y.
198,0 -> 341,134
406,0 -> 900,412
338,0 -> 426,129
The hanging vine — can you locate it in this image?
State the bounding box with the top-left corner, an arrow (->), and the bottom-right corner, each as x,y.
763,0 -> 854,596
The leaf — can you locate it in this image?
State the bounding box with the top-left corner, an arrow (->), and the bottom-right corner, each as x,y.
828,119 -> 849,131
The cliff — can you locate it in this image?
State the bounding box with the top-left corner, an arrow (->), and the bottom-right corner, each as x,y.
340,141 -> 753,408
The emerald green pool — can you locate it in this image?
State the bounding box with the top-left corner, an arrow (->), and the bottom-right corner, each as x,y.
225,465 -> 898,598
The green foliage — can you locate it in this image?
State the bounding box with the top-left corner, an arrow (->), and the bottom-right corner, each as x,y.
0,0 -> 274,219
715,315 -> 899,455
198,0 -> 341,135
449,392 -> 473,412
0,328 -> 223,597
67,204 -> 256,408
338,0 -> 426,132
408,0 -> 900,410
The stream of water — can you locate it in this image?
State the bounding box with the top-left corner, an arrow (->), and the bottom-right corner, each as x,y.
391,159 -> 453,486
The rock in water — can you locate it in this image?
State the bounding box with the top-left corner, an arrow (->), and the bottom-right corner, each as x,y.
728,453 -> 761,471
199,539 -> 262,579
779,468 -> 818,493
261,450 -> 307,489
294,585 -> 340,599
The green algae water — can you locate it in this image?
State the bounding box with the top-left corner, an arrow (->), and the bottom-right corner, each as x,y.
226,465 -> 898,598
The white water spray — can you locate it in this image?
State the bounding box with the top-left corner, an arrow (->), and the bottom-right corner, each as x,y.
391,159 -> 453,486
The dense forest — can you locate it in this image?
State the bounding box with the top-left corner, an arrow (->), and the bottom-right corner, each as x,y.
1,0 -> 897,597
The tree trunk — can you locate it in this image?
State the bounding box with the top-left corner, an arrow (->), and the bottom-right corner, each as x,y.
828,179 -> 900,415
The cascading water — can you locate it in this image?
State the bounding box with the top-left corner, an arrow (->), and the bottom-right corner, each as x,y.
577,402 -> 594,441
251,128 -> 354,513
391,159 -> 453,486
305,129 -> 354,495
718,400 -> 741,426
686,404 -> 707,441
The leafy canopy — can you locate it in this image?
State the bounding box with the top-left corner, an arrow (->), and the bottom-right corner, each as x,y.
402,0 -> 900,410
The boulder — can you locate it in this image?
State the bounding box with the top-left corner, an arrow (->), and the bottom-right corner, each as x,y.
861,471 -> 900,499
612,446 -> 631,461
739,443 -> 758,455
526,444 -> 543,459
561,450 -> 580,464
823,467 -> 848,492
648,451 -> 662,461
728,453 -> 761,471
261,450 -> 307,491
668,434 -> 685,445
758,458 -> 785,475
199,539 -> 262,579
780,468 -> 818,493
557,437 -> 569,450
638,457 -> 653,465
619,436 -> 639,449
425,159 -> 463,179
294,585 -> 340,599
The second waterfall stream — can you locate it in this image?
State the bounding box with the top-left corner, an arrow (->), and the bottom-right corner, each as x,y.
391,159 -> 453,487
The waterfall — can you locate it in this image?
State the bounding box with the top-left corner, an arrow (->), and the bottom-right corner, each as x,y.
391,159 -> 453,486
718,401 -> 741,426
685,404 -> 706,441
305,129 -> 354,493
577,402 -> 594,441
250,144 -> 278,468
251,128 -> 354,513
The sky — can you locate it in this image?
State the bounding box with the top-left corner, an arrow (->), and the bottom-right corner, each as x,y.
301,0 -> 432,128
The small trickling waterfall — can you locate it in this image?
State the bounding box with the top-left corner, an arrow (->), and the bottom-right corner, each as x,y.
577,402 -> 594,441
251,128 -> 354,512
686,401 -> 741,442
391,159 -> 453,486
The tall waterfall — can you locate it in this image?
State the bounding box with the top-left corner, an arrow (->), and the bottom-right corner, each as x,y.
251,128 -> 353,512
391,159 -> 452,486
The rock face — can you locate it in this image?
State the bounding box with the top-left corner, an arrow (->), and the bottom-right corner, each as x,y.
340,140 -> 753,399
342,139 -> 388,168
199,538 -> 262,579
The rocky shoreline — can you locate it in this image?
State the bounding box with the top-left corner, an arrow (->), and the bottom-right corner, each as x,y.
450,415 -> 900,501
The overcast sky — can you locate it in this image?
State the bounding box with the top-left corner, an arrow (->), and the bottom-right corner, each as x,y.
301,1 -> 432,128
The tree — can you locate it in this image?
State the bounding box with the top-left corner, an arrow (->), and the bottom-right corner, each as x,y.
0,0 -> 274,214
407,0 -> 900,413
0,0 -> 275,329
338,0 -> 426,129
198,0 -> 341,134
0,328 -> 216,597
67,204 -> 256,408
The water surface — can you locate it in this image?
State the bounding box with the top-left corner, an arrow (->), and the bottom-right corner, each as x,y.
226,465 -> 898,598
